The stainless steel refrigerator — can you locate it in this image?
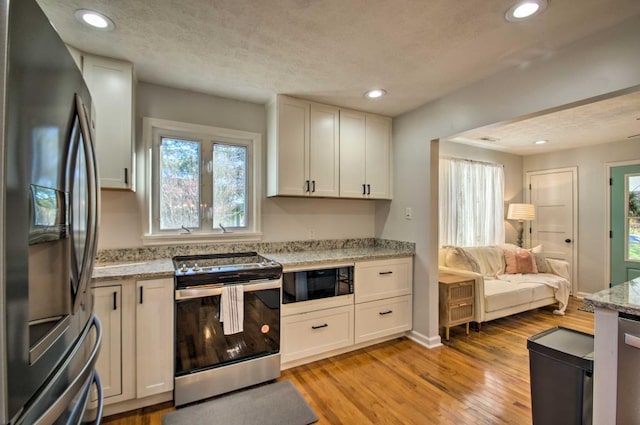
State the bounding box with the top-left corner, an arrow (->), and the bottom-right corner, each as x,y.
0,0 -> 103,423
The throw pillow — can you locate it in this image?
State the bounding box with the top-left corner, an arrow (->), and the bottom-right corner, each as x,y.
504,249 -> 538,274
528,245 -> 551,273
445,247 -> 481,273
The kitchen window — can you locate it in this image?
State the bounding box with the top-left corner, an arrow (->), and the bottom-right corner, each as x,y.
142,118 -> 262,244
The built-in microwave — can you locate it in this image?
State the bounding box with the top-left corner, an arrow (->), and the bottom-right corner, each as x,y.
282,266 -> 354,304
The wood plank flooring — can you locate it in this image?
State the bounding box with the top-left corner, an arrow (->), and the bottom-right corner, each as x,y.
103,297 -> 593,425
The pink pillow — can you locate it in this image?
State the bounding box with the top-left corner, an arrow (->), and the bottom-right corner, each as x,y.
504,249 -> 538,274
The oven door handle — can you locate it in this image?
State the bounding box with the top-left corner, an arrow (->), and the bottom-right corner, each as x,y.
175,279 -> 281,300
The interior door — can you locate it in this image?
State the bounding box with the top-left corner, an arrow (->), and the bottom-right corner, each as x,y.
527,168 -> 577,290
610,164 -> 640,286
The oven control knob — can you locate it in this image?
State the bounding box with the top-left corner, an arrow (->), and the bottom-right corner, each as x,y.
193,263 -> 200,272
180,263 -> 188,273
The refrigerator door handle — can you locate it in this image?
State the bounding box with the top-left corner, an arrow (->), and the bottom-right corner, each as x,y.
16,315 -> 103,425
91,371 -> 104,425
71,94 -> 100,314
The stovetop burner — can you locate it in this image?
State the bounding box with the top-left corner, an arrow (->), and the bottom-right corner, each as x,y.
172,252 -> 282,288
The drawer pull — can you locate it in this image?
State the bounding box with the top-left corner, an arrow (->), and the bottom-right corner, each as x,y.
379,271 -> 393,275
312,323 -> 328,330
379,310 -> 393,316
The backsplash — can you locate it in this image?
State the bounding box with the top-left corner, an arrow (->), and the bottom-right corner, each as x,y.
96,238 -> 415,264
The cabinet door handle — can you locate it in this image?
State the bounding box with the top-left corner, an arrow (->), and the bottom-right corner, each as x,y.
113,291 -> 117,310
311,323 -> 328,330
379,271 -> 393,275
139,286 -> 143,304
367,184 -> 371,195
124,167 -> 128,185
362,184 -> 366,195
305,180 -> 310,193
379,310 -> 393,316
312,180 -> 316,193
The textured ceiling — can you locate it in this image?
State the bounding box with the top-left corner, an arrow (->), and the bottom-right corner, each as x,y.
447,89 -> 640,155
38,0 -> 640,116
37,0 -> 640,118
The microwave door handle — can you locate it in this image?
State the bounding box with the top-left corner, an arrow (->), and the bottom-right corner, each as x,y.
175,280 -> 281,300
72,94 -> 100,313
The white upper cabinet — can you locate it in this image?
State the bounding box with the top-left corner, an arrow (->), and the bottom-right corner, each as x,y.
82,55 -> 135,191
340,110 -> 392,199
267,95 -> 339,197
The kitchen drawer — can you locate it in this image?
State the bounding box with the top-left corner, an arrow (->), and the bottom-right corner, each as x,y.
282,305 -> 354,363
354,295 -> 412,344
355,257 -> 412,303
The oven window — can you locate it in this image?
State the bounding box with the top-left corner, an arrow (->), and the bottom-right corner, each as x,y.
175,288 -> 280,376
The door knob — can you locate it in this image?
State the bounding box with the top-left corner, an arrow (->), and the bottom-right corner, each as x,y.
565,239 -> 572,243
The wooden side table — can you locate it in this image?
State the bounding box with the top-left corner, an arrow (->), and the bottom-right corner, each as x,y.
438,272 -> 475,340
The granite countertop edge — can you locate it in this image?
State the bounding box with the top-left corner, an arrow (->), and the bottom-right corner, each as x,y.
91,248 -> 414,282
584,279 -> 640,316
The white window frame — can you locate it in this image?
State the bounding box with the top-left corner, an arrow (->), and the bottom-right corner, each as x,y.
142,117 -> 262,245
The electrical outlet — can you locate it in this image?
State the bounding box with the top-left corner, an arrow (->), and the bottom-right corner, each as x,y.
405,207 -> 413,220
308,228 -> 316,239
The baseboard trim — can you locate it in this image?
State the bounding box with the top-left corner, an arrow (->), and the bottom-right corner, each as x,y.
407,330 -> 442,349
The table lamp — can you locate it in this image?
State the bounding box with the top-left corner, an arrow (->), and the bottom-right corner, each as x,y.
507,203 -> 536,247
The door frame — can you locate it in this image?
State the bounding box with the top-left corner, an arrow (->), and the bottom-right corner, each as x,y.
605,160 -> 640,290
525,167 -> 578,296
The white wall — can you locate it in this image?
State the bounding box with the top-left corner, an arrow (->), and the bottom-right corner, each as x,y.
376,15 -> 640,345
523,139 -> 640,296
439,141 -> 524,244
98,83 -> 376,249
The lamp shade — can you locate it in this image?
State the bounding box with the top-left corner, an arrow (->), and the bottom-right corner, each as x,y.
507,203 -> 536,221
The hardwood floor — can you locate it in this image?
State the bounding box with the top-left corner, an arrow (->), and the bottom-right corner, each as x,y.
103,297 -> 593,425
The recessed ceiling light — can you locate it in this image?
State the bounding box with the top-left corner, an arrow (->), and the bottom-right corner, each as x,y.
534,140 -> 548,145
364,89 -> 386,99
74,9 -> 115,31
505,0 -> 548,22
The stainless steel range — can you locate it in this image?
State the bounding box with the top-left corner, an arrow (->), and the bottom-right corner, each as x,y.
172,252 -> 282,406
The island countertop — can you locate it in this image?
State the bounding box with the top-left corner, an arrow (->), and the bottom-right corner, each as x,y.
584,278 -> 640,316
91,246 -> 414,282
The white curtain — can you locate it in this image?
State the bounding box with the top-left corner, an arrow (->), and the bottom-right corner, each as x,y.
439,157 -> 505,247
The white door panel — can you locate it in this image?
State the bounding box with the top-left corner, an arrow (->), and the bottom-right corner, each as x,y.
527,168 -> 577,292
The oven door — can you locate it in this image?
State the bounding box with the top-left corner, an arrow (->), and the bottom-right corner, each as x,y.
174,279 -> 281,376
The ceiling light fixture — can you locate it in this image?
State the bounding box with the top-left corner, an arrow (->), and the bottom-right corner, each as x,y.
505,0 -> 548,22
74,9 -> 115,31
365,89 -> 386,99
534,140 -> 548,145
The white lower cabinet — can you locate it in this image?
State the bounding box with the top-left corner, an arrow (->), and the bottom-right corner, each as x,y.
281,256 -> 413,368
93,286 -> 123,399
354,295 -> 412,344
135,279 -> 174,398
282,305 -> 354,363
92,278 -> 173,412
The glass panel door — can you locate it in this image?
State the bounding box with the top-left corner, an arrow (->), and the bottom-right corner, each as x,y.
626,174 -> 640,261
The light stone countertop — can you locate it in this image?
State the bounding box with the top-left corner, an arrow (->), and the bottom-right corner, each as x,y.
92,259 -> 174,282
261,247 -> 414,269
584,278 -> 640,315
91,247 -> 414,282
